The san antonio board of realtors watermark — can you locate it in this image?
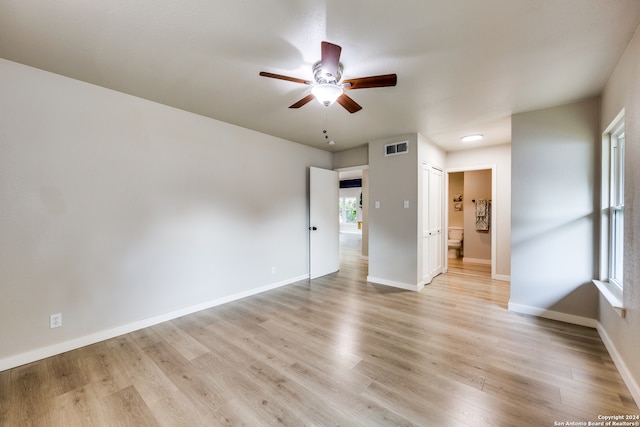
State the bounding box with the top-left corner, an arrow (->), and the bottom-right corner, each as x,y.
554,414 -> 640,426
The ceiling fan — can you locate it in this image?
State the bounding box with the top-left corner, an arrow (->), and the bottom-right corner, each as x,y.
259,41 -> 397,113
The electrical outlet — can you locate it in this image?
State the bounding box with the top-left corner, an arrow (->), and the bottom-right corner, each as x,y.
50,313 -> 62,328
271,266 -> 277,274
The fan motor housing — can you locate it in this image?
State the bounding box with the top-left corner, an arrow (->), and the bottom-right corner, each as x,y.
313,61 -> 343,84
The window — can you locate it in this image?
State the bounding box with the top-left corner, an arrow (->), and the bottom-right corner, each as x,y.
339,197 -> 358,224
594,111 -> 626,316
599,111 -> 625,291
608,120 -> 625,289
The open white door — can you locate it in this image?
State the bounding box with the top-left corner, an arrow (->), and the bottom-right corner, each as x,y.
423,164 -> 443,283
309,167 -> 339,279
428,166 -> 443,278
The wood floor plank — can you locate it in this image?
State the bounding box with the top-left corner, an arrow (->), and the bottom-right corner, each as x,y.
40,383 -> 103,427
105,336 -> 180,406
147,321 -> 211,361
142,341 -> 226,418
0,368 -> 10,425
145,392 -> 211,427
76,342 -> 131,399
191,353 -> 304,426
99,385 -> 160,427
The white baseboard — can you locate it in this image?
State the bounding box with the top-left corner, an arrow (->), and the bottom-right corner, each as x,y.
597,323 -> 640,408
463,257 -> 491,265
507,302 -> 597,328
495,274 -> 511,282
366,276 -> 423,292
0,274 -> 309,372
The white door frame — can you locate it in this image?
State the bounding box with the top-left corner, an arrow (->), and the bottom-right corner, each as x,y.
335,165 -> 369,257
444,164 -> 497,279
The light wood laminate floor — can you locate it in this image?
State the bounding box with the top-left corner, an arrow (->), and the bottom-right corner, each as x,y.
447,257 -> 491,279
1,234 -> 637,426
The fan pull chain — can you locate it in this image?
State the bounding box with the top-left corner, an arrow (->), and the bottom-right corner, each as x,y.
322,111 -> 335,145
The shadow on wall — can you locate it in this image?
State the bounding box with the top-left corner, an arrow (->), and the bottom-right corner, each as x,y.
511,210 -> 598,320
547,282 -> 599,320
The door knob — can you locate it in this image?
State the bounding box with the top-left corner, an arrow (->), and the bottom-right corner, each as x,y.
309,226 -> 318,231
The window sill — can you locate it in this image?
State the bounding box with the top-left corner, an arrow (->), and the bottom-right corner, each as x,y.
592,280 -> 626,318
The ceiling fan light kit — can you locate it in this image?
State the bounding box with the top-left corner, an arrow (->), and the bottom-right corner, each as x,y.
311,83 -> 344,106
260,41 -> 397,114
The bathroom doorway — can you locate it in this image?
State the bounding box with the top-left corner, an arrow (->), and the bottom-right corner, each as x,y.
445,166 -> 496,279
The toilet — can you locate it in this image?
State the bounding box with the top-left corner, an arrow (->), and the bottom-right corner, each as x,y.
448,227 -> 464,258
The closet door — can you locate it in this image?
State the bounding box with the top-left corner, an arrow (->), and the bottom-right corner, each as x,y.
422,164 -> 443,284
422,165 -> 430,283
428,167 -> 443,278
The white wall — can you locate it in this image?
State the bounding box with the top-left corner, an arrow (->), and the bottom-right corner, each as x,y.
0,59 -> 332,369
446,144 -> 511,278
361,169 -> 370,257
367,134 -> 420,289
448,172 -> 464,228
333,145 -> 368,170
510,98 -> 600,322
599,25 -> 640,404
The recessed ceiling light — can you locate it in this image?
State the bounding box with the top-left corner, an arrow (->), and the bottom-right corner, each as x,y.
461,134 -> 484,143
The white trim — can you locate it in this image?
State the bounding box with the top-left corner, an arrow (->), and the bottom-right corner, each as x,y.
597,322 -> 640,408
0,274 -> 308,372
495,274 -> 511,282
592,279 -> 626,317
599,109 -> 625,285
444,164 -> 497,280
507,302 -> 597,328
463,257 -> 491,265
422,274 -> 433,286
334,165 -> 369,173
366,276 -> 423,292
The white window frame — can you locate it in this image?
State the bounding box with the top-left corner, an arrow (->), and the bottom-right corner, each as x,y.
594,110 -> 626,317
608,120 -> 624,290
339,195 -> 358,224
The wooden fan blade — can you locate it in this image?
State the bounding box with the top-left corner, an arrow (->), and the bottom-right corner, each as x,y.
343,74 -> 397,90
321,41 -> 342,80
289,94 -> 315,109
259,71 -> 312,85
336,93 -> 362,113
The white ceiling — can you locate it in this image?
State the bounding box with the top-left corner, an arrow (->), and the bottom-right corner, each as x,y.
1,1 -> 639,153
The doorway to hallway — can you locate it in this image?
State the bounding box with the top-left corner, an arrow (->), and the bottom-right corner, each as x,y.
339,232 -> 366,278
337,166 -> 368,263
